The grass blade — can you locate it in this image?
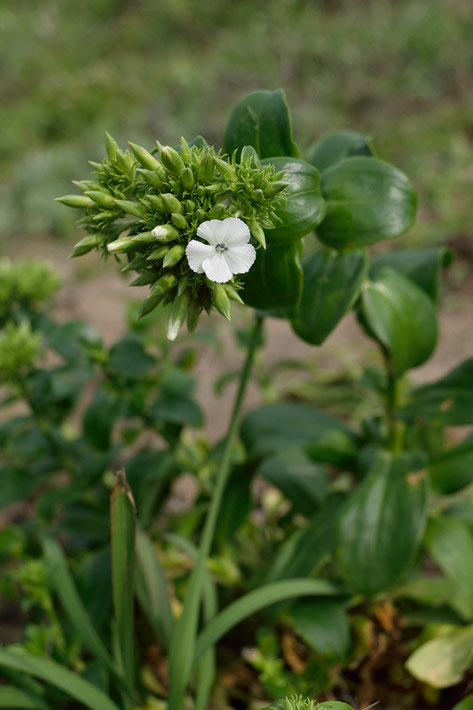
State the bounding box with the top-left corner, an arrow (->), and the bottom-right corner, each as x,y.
194,578 -> 338,664
0,650 -> 120,710
135,527 -> 174,649
110,470 -> 136,695
0,686 -> 50,709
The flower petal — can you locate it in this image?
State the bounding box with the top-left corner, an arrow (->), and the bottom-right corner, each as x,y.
220,217 -> 251,247
186,240 -> 214,274
224,244 -> 256,275
202,254 -> 233,283
197,219 -> 226,246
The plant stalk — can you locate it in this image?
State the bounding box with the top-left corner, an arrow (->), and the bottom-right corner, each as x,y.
167,314 -> 263,710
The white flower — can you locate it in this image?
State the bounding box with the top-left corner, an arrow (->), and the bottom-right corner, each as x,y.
186,217 -> 256,283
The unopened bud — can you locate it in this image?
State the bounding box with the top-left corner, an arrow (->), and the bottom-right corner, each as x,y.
146,194 -> 164,211
128,142 -> 162,171
151,225 -> 180,243
163,244 -> 185,268
187,300 -> 201,333
130,231 -> 156,246
130,272 -> 155,286
167,290 -> 190,341
85,191 -> 116,209
263,181 -> 288,197
251,189 -> 264,202
105,132 -> 119,161
240,145 -> 260,166
198,153 -> 214,183
214,157 -> 236,181
114,199 -> 146,218
171,213 -> 187,230
223,283 -> 244,305
70,234 -> 100,257
160,146 -> 185,176
207,203 -> 227,220
137,168 -> 165,188
73,179 -> 99,192
56,195 -> 95,209
116,150 -> 135,173
150,273 -> 177,298
161,193 -> 183,214
122,256 -> 148,272
212,283 -> 231,320
147,246 -> 169,261
107,237 -> 135,253
249,221 -> 266,248
138,294 -> 161,319
181,167 -> 195,191
179,137 -> 192,163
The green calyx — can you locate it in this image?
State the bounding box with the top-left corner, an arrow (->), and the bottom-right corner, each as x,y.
60,134 -> 287,339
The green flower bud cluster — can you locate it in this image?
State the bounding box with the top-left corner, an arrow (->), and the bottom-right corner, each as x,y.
0,259 -> 61,322
59,135 -> 287,338
0,321 -> 41,381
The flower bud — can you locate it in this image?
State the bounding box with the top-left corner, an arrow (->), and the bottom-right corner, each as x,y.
179,137 -> 192,164
73,179 -> 99,192
116,150 -> 135,174
163,244 -> 185,268
85,191 -> 116,209
146,194 -> 164,211
92,210 -> 116,221
128,141 -> 162,171
160,146 -> 185,176
114,199 -> 146,218
251,188 -> 264,202
223,283 -> 244,305
249,220 -> 266,248
207,203 -> 227,220
130,231 -> 156,246
121,256 -> 148,272
150,273 -> 177,297
212,283 -> 231,320
171,213 -> 187,230
130,272 -> 155,286
151,225 -> 180,243
105,132 -> 119,161
198,153 -> 214,183
137,168 -> 165,188
56,195 -> 95,209
240,145 -> 259,166
181,167 -> 195,191
186,300 -> 201,333
147,246 -> 169,260
185,199 -> 195,212
107,237 -> 135,253
263,181 -> 288,197
161,193 -> 183,214
166,290 -> 190,341
70,234 -> 100,257
214,157 -> 236,181
138,294 -> 161,319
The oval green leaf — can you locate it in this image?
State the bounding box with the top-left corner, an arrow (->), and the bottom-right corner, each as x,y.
429,434 -> 473,494
261,157 -> 326,243
338,452 -> 427,595
359,267 -> 438,376
241,240 -> 303,311
224,89 -> 299,160
371,247 -> 452,303
291,247 -> 368,345
317,157 -> 417,248
406,625 -> 473,689
306,130 -> 374,174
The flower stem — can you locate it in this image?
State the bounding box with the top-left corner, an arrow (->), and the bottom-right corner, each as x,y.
167,314 -> 263,710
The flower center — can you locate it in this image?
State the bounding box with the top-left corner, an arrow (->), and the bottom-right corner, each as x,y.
215,243 -> 228,253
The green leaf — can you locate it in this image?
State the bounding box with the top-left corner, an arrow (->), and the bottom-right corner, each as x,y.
42,538 -> 117,675
429,434 -> 473,494
291,247 -> 368,345
285,598 -> 351,661
261,157 -> 326,243
371,247 -> 452,303
152,368 -> 203,427
317,157 -> 417,248
242,241 -> 303,311
0,686 -> 50,709
216,464 -> 253,544
306,130 -> 374,173
359,267 -> 437,376
108,336 -> 155,378
135,528 -> 174,648
0,649 -> 120,710
193,578 -> 337,665
110,472 -> 136,695
266,496 -> 343,582
83,389 -> 123,451
241,403 -> 358,467
398,359 -> 473,426
452,696 -> 473,710
338,452 -> 427,595
425,516 -> 473,620
224,89 -> 299,160
258,448 -> 327,516
406,625 -> 473,688
126,449 -> 176,526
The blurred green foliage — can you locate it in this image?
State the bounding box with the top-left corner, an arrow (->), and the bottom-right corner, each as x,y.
0,0 -> 472,244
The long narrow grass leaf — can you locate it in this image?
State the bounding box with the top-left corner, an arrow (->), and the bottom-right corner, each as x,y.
0,650 -> 120,710
0,685 -> 50,709
194,578 -> 337,664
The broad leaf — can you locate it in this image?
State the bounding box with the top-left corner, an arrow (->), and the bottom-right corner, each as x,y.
399,359 -> 473,426
338,452 -> 427,595
242,241 -> 303,311
307,130 -> 374,173
359,267 -> 437,376
0,649 -> 120,710
452,697 -> 473,710
83,389 -> 123,451
241,403 -> 358,467
291,247 -> 368,345
406,625 -> 473,688
152,368 -> 203,428
261,157 -> 326,243
429,434 -> 473,494
258,447 -> 327,516
224,89 -> 299,160
317,157 -> 416,247
108,336 -> 155,378
425,516 -> 473,620
371,247 -> 452,303
285,598 -> 351,661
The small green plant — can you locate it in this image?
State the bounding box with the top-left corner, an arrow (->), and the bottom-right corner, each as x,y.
1,88 -> 472,710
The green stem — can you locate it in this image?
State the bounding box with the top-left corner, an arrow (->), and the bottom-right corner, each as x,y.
167,315 -> 263,710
